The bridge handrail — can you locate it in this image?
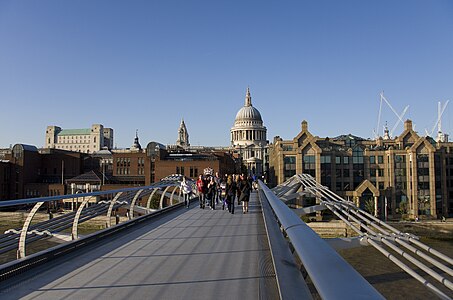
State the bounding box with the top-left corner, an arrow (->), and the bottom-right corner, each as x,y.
258,180 -> 384,300
0,198 -> 188,282
0,180 -> 180,208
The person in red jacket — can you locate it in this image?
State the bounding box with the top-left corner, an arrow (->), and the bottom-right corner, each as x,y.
196,175 -> 206,209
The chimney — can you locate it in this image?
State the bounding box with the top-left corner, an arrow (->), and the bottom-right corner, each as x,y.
404,119 -> 412,131
301,120 -> 308,131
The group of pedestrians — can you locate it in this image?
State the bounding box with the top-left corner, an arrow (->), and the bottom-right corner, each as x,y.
190,172 -> 254,214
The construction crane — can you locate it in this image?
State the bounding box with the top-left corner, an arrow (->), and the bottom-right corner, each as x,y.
425,100 -> 450,142
375,91 -> 410,139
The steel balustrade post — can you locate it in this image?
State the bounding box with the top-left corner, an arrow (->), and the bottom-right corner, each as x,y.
159,186 -> 171,209
129,189 -> 144,220
170,186 -> 180,205
72,196 -> 91,240
106,192 -> 123,228
18,201 -> 45,259
146,189 -> 158,209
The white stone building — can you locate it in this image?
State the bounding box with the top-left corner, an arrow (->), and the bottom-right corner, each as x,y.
45,124 -> 113,153
231,88 -> 268,176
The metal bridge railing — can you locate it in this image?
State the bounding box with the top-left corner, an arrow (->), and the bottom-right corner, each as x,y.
258,180 -> 385,300
269,174 -> 453,300
0,175 -> 195,260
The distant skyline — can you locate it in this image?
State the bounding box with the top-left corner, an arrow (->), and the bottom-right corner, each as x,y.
1,1 -> 452,148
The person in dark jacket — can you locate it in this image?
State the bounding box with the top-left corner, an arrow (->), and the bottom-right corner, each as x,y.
235,174 -> 242,205
207,176 -> 216,210
239,175 -> 251,213
226,175 -> 236,214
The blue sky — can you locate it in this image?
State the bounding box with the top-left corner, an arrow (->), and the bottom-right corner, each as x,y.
1,1 -> 452,148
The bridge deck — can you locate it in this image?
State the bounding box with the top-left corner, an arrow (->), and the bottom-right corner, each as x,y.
1,192 -> 278,299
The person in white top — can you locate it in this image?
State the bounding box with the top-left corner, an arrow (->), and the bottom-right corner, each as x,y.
181,177 -> 192,208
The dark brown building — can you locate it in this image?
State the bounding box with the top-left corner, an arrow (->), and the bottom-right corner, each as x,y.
1,144 -> 87,200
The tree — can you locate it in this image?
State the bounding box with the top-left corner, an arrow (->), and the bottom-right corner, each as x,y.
364,198 -> 375,215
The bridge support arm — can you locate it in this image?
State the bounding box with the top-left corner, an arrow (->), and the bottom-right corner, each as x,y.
18,201 -> 45,259
293,204 -> 327,216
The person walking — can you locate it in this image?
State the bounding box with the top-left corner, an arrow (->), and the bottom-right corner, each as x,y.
236,174 -> 242,205
196,175 -> 206,209
214,172 -> 221,205
219,177 -> 227,210
239,175 -> 251,213
180,177 -> 192,208
207,176 -> 216,210
226,175 -> 236,214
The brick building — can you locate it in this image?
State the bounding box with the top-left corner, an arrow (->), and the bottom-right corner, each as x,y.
111,141 -> 236,186
0,144 -> 88,200
269,120 -> 453,219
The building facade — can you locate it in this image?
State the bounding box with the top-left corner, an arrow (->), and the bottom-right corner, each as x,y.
0,144 -> 88,200
231,88 -> 268,176
112,140 -> 236,186
269,120 -> 453,219
45,124 -> 113,153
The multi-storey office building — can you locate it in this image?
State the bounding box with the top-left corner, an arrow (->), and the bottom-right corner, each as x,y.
45,124 -> 113,153
269,120 -> 453,219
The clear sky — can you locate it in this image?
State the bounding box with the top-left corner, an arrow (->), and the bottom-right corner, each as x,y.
1,1 -> 452,148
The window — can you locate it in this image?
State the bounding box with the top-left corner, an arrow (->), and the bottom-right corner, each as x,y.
369,156 -> 375,164
343,156 -> 349,164
320,155 -> 331,163
284,156 -> 296,180
283,145 -> 293,151
336,156 -> 341,164
378,156 -> 384,164
352,147 -> 364,164
303,155 -> 316,177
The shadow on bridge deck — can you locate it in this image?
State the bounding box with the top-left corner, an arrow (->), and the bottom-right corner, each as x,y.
0,192 -> 278,299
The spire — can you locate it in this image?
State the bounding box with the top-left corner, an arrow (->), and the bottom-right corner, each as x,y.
176,118 -> 190,148
131,129 -> 142,150
245,87 -> 252,107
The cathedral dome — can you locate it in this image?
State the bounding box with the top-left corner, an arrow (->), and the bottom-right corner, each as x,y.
235,106 -> 262,122
233,87 -> 263,126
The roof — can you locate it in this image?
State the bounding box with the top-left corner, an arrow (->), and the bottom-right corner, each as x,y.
65,170 -> 104,184
332,134 -> 365,141
58,129 -> 91,136
15,144 -> 39,152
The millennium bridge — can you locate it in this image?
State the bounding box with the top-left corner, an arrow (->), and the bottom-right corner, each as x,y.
0,174 -> 451,299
